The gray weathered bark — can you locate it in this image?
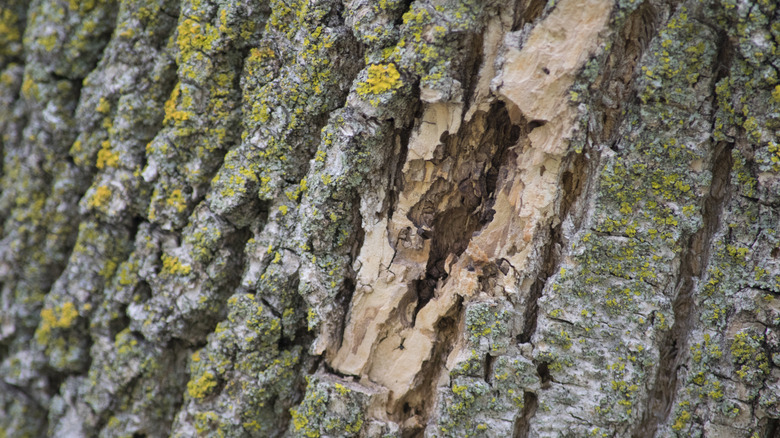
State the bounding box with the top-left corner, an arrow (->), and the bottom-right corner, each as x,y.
1,0 -> 779,436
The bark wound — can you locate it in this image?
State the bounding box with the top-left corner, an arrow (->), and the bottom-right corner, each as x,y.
334,0 -> 613,433
407,102 -> 517,325
330,99 -> 521,432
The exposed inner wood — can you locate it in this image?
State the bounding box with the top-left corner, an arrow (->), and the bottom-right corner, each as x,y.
327,0 -> 613,426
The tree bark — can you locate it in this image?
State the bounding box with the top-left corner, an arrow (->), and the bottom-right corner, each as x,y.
1,0 -> 779,436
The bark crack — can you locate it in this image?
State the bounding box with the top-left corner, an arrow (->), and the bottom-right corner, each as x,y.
632,24 -> 734,436
633,141 -> 733,437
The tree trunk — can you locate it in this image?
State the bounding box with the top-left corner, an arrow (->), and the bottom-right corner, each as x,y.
1,0 -> 779,436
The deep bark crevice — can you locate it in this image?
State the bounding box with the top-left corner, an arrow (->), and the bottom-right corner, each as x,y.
407,101 -> 518,325
632,24 -> 734,436
513,391 -> 539,438
536,361 -> 552,388
589,0 -> 660,149
517,224 -> 557,344
763,418 -> 780,438
511,0 -> 549,31
331,269 -> 359,353
518,148 -> 586,344
512,141 -> 592,436
484,352 -> 496,383
392,0 -> 415,27
633,141 -> 733,438
396,295 -> 464,437
462,31 -> 485,115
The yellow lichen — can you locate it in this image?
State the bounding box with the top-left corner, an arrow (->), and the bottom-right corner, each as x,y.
161,254 -> 192,276
39,33 -> 58,52
671,409 -> 690,431
163,83 -> 192,125
99,258 -> 118,279
21,76 -> 37,99
96,140 -> 119,169
88,185 -> 112,208
194,411 -> 220,435
115,328 -> 138,355
187,371 -> 217,399
69,0 -> 99,12
357,63 -> 402,95
166,189 -> 187,212
96,97 -> 111,114
36,302 -> 79,343
177,18 -> 219,55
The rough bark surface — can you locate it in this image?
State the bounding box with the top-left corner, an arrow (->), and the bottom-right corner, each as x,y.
1,0 -> 779,437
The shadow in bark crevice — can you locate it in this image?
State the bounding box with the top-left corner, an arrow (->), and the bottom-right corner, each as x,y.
513,391 -> 539,438
632,141 -> 733,438
407,101 -> 520,325
632,21 -> 734,435
393,102 -> 520,434
398,296 -> 464,438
